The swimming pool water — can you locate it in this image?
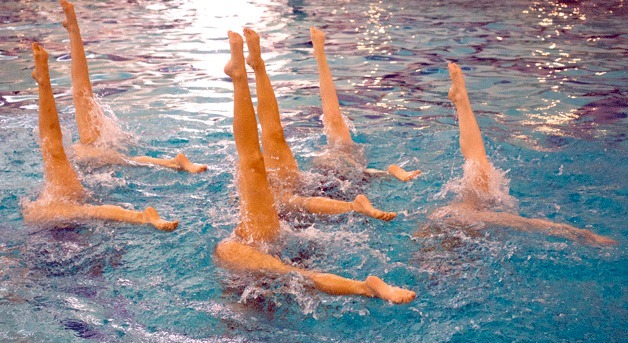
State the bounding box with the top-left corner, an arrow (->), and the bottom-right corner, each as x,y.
1,0 -> 626,341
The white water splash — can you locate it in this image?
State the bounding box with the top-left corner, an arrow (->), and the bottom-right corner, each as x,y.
434,160 -> 518,213
89,96 -> 135,151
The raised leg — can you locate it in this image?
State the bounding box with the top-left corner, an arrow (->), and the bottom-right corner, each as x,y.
310,27 -> 354,147
225,31 -> 281,243
32,42 -> 85,201
284,194 -> 396,221
218,32 -> 413,304
60,0 -> 102,144
214,240 -> 415,303
61,1 -> 206,172
443,64 -> 615,245
29,43 -> 178,231
448,62 -> 491,191
243,28 -> 299,179
23,202 -> 178,231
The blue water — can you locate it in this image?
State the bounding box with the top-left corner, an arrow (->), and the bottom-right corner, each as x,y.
1,0 -> 626,341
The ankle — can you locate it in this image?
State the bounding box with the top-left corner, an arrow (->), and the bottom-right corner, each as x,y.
247,56 -> 264,70
313,49 -> 325,59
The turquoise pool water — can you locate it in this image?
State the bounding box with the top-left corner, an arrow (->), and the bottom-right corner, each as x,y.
1,0 -> 626,341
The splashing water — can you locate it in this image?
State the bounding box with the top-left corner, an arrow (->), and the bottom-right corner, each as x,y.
89,96 -> 135,151
434,160 -> 519,213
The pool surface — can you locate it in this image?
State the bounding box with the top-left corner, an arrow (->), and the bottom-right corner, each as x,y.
1,0 -> 626,341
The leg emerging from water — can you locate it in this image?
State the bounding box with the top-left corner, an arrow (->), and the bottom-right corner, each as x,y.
60,0 -> 102,144
444,63 -> 615,245
311,27 -> 420,181
448,62 -> 490,191
215,240 -> 415,303
61,0 -> 206,173
225,31 -> 281,243
243,28 -> 395,219
27,43 -> 178,231
311,27 -> 354,147
216,32 -> 413,303
285,194 -> 396,221
243,28 -> 299,179
32,42 -> 85,201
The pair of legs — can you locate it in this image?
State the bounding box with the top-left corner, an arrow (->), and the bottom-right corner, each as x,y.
442,62 -> 616,245
59,0 -> 206,173
215,32 -> 415,304
241,27 -> 416,221
24,42 -> 178,232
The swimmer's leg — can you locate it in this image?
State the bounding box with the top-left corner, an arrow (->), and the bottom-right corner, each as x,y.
225,31 -> 280,243
310,27 -> 354,147
311,26 -> 420,180
285,194 -> 396,221
29,44 -> 178,231
128,153 -> 208,173
448,62 -> 490,191
244,28 -> 299,178
32,42 -> 85,201
472,210 -> 617,246
61,1 -> 206,172
214,240 -> 415,303
364,165 -> 422,182
221,33 -> 412,303
24,202 -> 178,231
60,0 -> 102,144
72,143 -> 207,173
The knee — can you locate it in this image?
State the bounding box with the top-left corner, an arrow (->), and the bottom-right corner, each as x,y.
240,155 -> 266,176
214,240 -> 236,260
21,205 -> 38,223
214,240 -> 249,268
42,140 -> 67,160
263,126 -> 285,143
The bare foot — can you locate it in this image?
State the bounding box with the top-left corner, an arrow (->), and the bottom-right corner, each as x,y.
243,28 -> 263,69
31,43 -> 49,84
224,31 -> 246,79
143,207 -> 178,231
310,26 -> 325,56
388,164 -> 421,182
543,221 -> 618,246
174,153 -> 207,173
352,194 -> 396,221
447,62 -> 469,105
588,234 -> 618,246
578,228 -> 618,246
60,0 -> 78,32
365,276 -> 415,304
